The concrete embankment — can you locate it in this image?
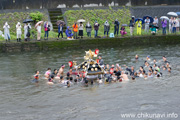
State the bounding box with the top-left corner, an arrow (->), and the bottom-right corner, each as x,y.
0,35 -> 180,53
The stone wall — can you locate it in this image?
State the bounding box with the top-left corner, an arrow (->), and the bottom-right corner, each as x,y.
0,35 -> 180,53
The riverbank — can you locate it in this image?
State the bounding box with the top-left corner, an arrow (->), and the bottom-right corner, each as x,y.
0,35 -> 180,53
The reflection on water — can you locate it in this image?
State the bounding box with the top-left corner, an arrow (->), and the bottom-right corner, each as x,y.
0,44 -> 180,120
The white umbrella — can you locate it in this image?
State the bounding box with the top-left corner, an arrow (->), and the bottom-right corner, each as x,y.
160,16 -> 169,21
77,19 -> 86,23
167,12 -> 178,17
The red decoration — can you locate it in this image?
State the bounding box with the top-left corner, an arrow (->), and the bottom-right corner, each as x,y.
68,61 -> 73,67
96,59 -> 99,63
110,68 -> 114,75
95,49 -> 99,55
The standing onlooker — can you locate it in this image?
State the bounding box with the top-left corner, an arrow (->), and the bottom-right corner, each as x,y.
72,23 -> 78,39
26,23 -> 31,41
3,22 -> 10,42
129,16 -> 135,36
153,16 -> 159,27
176,17 -> 179,32
136,19 -> 142,35
114,19 -> 120,36
161,19 -> 167,35
86,22 -> 92,37
104,20 -> 110,37
24,23 -> 28,41
36,23 -> 41,41
145,17 -> 150,33
94,21 -> 100,38
78,22 -> 83,38
169,17 -> 173,33
16,22 -> 22,42
57,23 -> 63,40
44,22 -> 50,40
172,17 -> 176,33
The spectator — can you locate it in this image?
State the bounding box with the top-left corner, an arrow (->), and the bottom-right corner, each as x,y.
44,22 -> 50,40
86,22 -> 92,37
172,17 -> 176,33
129,16 -> 135,36
36,23 -> 42,41
65,26 -> 73,39
72,23 -> 78,39
145,17 -> 150,33
161,19 -> 167,35
104,20 -> 110,37
114,19 -> 120,36
16,22 -> 22,42
169,17 -> 173,33
57,23 -> 63,40
3,22 -> 10,42
176,17 -> 179,33
153,16 -> 159,27
136,19 -> 142,35
78,22 -> 83,38
120,26 -> 127,36
94,21 -> 100,38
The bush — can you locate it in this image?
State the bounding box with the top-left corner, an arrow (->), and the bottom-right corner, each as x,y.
30,11 -> 43,23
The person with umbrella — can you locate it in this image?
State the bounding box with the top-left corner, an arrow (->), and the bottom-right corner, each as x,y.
145,17 -> 150,33
120,25 -> 127,36
104,20 -> 110,37
57,23 -> 63,40
114,19 -> 120,36
161,19 -> 167,35
175,17 -> 179,33
86,22 -> 92,37
16,22 -> 22,42
172,17 -> 177,33
129,16 -> 135,36
35,22 -> 43,41
44,22 -> 50,40
78,22 -> 83,39
136,19 -> 142,35
169,17 -> 173,33
94,21 -> 100,38
72,22 -> 78,39
3,22 -> 10,42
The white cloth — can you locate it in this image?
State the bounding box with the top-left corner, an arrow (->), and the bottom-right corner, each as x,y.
3,23 -> 10,40
130,27 -> 134,36
175,19 -> 179,27
145,19 -> 150,25
16,23 -> 22,38
79,24 -> 83,30
36,26 -> 41,33
24,25 -> 28,39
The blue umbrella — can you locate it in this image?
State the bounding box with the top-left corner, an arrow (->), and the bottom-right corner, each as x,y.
176,12 -> 180,15
135,18 -> 144,24
143,16 -> 154,23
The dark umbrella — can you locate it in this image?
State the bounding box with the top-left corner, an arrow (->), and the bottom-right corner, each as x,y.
176,12 -> 180,15
121,24 -> 128,27
149,25 -> 159,29
56,20 -> 65,25
23,19 -> 33,23
143,16 -> 154,23
135,18 -> 144,24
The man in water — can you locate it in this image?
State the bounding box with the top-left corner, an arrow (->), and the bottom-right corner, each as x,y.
58,64 -> 65,76
120,71 -> 129,81
44,68 -> 51,78
99,55 -> 104,68
125,65 -> 135,79
32,70 -> 40,86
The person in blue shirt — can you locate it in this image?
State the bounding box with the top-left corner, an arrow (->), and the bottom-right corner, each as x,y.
65,26 -> 73,38
114,19 -> 120,36
57,23 -> 63,40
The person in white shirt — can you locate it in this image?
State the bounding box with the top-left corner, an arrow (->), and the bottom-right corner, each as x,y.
78,22 -> 83,38
153,16 -> 158,27
16,22 -> 22,42
172,17 -> 176,33
169,17 -> 173,33
145,17 -> 150,33
36,23 -> 41,41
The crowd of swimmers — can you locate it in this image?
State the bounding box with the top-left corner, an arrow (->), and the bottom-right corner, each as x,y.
32,55 -> 171,87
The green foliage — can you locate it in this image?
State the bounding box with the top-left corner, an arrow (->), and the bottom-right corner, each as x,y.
29,11 -> 43,22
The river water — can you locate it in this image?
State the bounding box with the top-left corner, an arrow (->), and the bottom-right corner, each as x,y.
0,44 -> 180,120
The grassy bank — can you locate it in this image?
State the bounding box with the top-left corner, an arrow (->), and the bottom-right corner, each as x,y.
0,11 -> 58,41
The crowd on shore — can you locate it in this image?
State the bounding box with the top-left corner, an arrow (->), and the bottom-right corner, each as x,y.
32,55 -> 171,87
0,15 -> 180,42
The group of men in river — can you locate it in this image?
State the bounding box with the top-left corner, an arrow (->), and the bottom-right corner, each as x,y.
32,55 -> 171,87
